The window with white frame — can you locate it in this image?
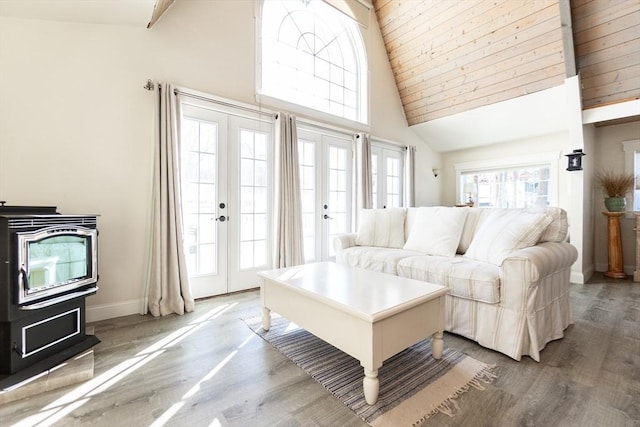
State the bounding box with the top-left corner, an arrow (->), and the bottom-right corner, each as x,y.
260,0 -> 368,124
623,140 -> 640,212
455,153 -> 558,208
371,143 -> 404,208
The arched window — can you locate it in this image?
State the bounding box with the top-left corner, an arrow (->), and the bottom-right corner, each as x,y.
260,0 -> 368,124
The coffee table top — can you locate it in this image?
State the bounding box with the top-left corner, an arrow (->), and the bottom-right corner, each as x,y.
258,262 -> 448,322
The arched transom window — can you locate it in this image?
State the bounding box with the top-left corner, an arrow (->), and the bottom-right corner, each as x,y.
260,0 -> 368,124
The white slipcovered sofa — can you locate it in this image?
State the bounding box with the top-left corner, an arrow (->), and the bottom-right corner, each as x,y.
334,206 -> 578,361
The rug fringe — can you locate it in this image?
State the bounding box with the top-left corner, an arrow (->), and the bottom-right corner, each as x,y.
410,365 -> 497,426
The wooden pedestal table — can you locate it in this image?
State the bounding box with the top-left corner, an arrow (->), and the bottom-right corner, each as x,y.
635,214 -> 640,282
603,211 -> 627,279
258,261 -> 448,405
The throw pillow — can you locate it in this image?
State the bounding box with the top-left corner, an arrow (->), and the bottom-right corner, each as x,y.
463,210 -> 553,265
356,208 -> 406,248
403,207 -> 468,257
524,207 -> 569,242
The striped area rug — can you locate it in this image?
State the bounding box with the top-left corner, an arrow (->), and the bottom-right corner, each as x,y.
245,315 -> 496,426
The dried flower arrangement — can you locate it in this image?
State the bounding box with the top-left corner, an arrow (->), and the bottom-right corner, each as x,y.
594,170 -> 635,198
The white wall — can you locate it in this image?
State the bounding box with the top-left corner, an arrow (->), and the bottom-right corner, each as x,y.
593,121 -> 640,275
0,1 -> 436,321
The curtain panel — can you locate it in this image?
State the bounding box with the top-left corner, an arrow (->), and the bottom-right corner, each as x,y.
273,112 -> 305,268
145,83 -> 195,317
354,132 -> 373,228
404,145 -> 416,208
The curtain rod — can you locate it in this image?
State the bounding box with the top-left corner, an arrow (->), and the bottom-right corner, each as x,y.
173,87 -> 273,118
296,119 -> 356,138
171,85 -> 358,139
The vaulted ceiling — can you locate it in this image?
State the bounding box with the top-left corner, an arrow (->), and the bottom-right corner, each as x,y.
373,0 -> 640,127
1,0 -> 637,133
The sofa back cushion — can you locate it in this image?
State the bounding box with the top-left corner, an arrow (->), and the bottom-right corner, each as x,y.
463,210 -> 553,265
403,207 -> 468,257
356,208 -> 406,248
523,207 -> 569,242
456,206 -> 569,254
457,208 -> 491,254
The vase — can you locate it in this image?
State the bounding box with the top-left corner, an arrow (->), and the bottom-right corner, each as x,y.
604,197 -> 626,212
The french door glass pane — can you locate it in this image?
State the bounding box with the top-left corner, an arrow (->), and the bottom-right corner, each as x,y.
181,118 -> 218,275
328,145 -> 348,258
371,146 -> 403,209
239,129 -> 269,270
385,156 -> 401,208
635,152 -> 640,211
371,153 -> 378,207
299,139 -> 316,262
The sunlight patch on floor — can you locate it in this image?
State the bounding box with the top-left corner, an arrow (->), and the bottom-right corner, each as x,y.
151,333 -> 256,426
11,302 -> 238,427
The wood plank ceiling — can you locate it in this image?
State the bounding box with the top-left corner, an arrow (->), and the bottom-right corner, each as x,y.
373,0 -> 640,126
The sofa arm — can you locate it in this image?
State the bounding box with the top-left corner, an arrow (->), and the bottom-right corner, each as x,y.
503,242 -> 578,282
500,242 -> 578,309
333,233 -> 357,252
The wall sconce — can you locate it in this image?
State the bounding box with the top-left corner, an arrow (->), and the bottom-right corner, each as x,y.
566,149 -> 585,171
432,168 -> 440,177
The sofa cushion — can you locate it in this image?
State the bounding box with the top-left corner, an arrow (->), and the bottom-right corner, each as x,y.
356,208 -> 406,249
397,255 -> 501,304
464,210 -> 553,265
456,207 -> 569,254
524,207 -> 569,242
338,246 -> 422,275
403,207 -> 468,257
457,208 -> 492,254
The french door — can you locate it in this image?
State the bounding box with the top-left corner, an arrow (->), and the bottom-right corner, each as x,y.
371,145 -> 404,209
298,129 -> 352,262
180,102 -> 272,298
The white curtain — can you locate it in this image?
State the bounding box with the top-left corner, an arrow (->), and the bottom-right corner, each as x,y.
273,112 -> 305,268
145,83 -> 194,317
404,145 -> 416,207
354,133 -> 373,227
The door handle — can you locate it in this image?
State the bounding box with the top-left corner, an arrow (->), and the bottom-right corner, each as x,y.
216,216 -> 229,222
323,214 -> 333,220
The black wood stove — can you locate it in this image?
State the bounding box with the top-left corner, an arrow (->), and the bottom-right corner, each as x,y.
0,204 -> 100,387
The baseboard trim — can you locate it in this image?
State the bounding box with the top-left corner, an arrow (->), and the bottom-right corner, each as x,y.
86,299 -> 142,323
570,271 -> 585,284
595,262 -> 635,276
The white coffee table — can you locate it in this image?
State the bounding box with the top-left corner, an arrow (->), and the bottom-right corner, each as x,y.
257,261 -> 448,405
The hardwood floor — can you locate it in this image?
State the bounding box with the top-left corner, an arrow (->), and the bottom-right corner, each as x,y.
1,273 -> 638,427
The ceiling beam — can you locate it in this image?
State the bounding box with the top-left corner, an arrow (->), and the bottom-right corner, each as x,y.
558,0 -> 577,77
147,0 -> 175,28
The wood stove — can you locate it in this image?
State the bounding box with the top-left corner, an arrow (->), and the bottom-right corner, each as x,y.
0,204 -> 100,386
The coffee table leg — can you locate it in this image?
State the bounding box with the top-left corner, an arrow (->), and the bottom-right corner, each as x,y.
363,368 -> 379,405
432,331 -> 443,359
262,307 -> 271,331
